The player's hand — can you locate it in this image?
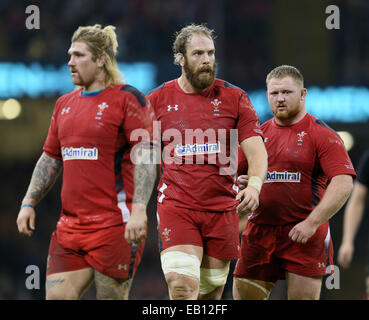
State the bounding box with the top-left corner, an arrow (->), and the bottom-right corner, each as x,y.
125,203 -> 147,244
237,175 -> 248,190
236,186 -> 259,216
337,242 -> 354,269
288,219 -> 318,244
17,206 -> 36,237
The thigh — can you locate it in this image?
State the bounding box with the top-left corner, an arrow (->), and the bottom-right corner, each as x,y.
46,268 -> 94,300
161,244 -> 203,278
286,272 -> 322,300
157,203 -> 203,251
161,245 -> 203,300
198,255 -> 231,300
202,210 -> 239,260
94,270 -> 133,300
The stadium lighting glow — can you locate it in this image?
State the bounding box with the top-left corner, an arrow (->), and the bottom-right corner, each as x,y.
337,131 -> 354,151
0,62 -> 157,97
0,63 -> 368,123
0,99 -> 22,120
247,86 -> 369,123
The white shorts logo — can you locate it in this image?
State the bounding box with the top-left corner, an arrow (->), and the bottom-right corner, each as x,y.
175,142 -> 220,156
62,147 -> 98,161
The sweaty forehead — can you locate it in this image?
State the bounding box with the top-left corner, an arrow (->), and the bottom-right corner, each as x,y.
68,41 -> 91,54
186,34 -> 214,52
267,76 -> 302,91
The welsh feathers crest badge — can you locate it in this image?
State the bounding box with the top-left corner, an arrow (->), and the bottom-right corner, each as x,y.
211,99 -> 221,116
95,102 -> 109,120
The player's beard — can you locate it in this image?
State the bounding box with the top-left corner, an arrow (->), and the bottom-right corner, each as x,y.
70,69 -> 83,86
272,103 -> 301,120
183,58 -> 216,90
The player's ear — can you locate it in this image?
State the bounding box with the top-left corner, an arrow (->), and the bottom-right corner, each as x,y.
97,53 -> 107,68
178,53 -> 185,67
301,88 -> 307,100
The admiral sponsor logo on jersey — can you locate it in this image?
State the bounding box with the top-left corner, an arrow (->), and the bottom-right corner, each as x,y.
175,142 -> 220,156
265,170 -> 301,183
62,147 -> 98,160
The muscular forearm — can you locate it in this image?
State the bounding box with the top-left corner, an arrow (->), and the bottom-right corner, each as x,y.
22,152 -> 63,206
306,174 -> 353,228
132,144 -> 157,206
133,163 -> 157,206
240,136 -> 268,184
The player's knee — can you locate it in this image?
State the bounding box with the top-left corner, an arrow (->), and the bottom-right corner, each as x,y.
161,251 -> 201,300
199,265 -> 230,296
233,277 -> 273,300
166,273 -> 199,299
288,289 -> 320,300
96,288 -> 129,300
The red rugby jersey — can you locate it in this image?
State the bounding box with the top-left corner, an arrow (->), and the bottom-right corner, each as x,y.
239,113 -> 356,225
148,78 -> 263,212
43,84 -> 153,231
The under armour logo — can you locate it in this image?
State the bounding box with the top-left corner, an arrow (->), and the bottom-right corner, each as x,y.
167,105 -> 179,111
317,262 -> 325,268
118,264 -> 127,270
61,107 -> 70,115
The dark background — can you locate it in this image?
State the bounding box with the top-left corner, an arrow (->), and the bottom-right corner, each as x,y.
0,0 -> 368,299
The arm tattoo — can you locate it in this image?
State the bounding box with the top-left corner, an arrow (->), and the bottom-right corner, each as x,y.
132,143 -> 157,206
24,152 -> 63,205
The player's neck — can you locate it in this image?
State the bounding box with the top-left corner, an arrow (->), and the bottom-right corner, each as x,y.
275,108 -> 307,126
177,74 -> 209,94
82,74 -> 106,92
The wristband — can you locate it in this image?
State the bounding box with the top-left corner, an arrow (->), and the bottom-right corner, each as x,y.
248,176 -> 263,193
21,204 -> 35,209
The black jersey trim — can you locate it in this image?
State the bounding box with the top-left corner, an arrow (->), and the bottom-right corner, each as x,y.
120,85 -> 146,107
147,82 -> 165,95
315,119 -> 336,133
224,81 -> 245,93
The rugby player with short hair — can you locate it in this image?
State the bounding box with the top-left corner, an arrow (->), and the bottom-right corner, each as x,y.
16,24 -> 156,300
234,65 -> 356,300
148,23 -> 268,300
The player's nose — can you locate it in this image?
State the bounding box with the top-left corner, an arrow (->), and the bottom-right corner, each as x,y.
277,93 -> 285,101
201,53 -> 211,64
68,56 -> 75,67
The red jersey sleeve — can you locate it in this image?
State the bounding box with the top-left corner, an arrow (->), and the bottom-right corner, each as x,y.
315,126 -> 356,180
121,88 -> 154,147
236,92 -> 264,143
43,98 -> 62,160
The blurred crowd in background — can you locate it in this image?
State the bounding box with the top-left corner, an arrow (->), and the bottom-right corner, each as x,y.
2,0 -> 369,87
0,0 -> 369,299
